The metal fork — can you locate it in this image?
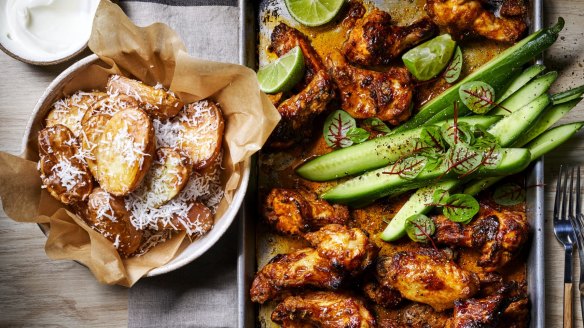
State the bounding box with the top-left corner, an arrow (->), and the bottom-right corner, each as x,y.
554,165 -> 578,328
567,167 -> 583,324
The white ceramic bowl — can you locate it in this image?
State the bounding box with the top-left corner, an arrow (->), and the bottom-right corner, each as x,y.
22,54 -> 250,276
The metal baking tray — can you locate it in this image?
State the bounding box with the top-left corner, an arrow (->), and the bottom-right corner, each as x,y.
237,0 -> 545,326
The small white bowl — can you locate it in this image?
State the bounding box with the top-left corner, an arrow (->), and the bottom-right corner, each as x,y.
22,54 -> 250,276
0,0 -> 100,65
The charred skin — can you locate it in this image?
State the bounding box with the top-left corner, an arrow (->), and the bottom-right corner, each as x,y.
271,291 -> 376,328
425,0 -> 528,42
342,3 -> 438,66
328,52 -> 414,125
267,23 -> 335,147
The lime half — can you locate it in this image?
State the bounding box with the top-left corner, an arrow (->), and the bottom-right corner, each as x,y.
285,0 -> 345,27
257,46 -> 305,94
402,34 -> 457,81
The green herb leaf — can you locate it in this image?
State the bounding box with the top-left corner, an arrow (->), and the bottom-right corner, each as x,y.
346,127 -> 370,144
433,189 -> 451,204
405,214 -> 436,243
385,155 -> 427,180
323,110 -> 356,148
443,194 -> 480,223
363,118 -> 391,134
459,81 -> 496,114
420,126 -> 446,151
471,125 -> 499,149
444,46 -> 463,83
446,143 -> 483,176
441,121 -> 474,147
493,183 -> 526,206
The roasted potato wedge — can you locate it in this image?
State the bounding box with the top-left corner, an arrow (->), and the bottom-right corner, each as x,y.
143,147 -> 192,208
96,107 -> 155,196
80,113 -> 110,179
178,100 -> 224,170
107,75 -> 184,119
38,124 -> 93,204
46,91 -> 106,136
83,188 -> 143,257
158,201 -> 214,237
81,94 -> 139,126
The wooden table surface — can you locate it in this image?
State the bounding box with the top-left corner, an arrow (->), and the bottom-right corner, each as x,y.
1,1 -> 583,327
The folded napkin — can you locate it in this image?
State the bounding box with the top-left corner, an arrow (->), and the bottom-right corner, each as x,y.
121,0 -> 241,327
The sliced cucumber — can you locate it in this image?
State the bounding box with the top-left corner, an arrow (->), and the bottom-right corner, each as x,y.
380,180 -> 459,241
498,64 -> 546,102
487,94 -> 550,146
491,71 -> 557,116
321,148 -> 531,204
296,116 -> 501,181
551,84 -> 584,105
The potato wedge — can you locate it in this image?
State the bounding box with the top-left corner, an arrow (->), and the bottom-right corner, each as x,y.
158,201 -> 214,237
80,113 -> 110,180
81,94 -> 139,126
142,147 -> 192,208
83,188 -> 143,257
96,107 -> 155,196
177,100 -> 224,170
38,124 -> 93,204
46,91 -> 106,136
107,75 -> 183,119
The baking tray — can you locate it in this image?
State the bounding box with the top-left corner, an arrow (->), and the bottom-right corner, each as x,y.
237,0 -> 545,327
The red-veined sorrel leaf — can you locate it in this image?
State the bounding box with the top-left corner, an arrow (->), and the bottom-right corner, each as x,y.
432,188 -> 451,204
493,183 -> 526,206
444,46 -> 463,83
443,194 -> 479,223
421,126 -> 446,151
346,127 -> 370,144
446,143 -> 483,176
323,110 -> 356,148
441,121 -> 474,147
384,155 -> 427,180
405,214 -> 436,243
363,117 -> 391,134
459,81 -> 497,114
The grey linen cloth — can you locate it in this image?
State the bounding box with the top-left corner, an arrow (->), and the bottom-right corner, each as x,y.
120,1 -> 241,327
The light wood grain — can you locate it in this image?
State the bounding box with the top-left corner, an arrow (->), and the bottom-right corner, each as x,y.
0,2 -> 583,327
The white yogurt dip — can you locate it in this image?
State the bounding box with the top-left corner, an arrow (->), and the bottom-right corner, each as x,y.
0,0 -> 99,63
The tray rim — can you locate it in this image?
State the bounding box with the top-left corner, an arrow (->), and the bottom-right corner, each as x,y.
237,0 -> 546,326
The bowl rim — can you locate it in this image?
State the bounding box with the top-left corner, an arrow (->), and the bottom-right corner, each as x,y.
22,53 -> 250,277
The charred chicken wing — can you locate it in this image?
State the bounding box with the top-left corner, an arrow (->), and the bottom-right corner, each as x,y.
263,188 -> 350,236
268,23 -> 335,147
447,285 -> 513,328
376,248 -> 480,311
362,280 -> 403,309
305,224 -> 378,275
271,291 -> 376,328
425,0 -> 527,42
250,248 -> 344,304
328,52 -> 414,125
342,3 -> 438,66
433,203 -> 529,272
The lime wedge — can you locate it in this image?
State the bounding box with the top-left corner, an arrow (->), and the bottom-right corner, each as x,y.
402,34 -> 457,81
285,0 -> 345,27
257,46 -> 305,94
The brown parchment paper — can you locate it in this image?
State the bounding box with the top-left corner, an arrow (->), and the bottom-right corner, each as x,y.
0,0 -> 280,287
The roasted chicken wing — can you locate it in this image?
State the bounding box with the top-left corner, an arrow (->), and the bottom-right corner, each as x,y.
362,280 -> 403,309
305,224 -> 378,275
268,23 -> 335,147
376,248 -> 480,311
342,2 -> 438,66
250,248 -> 344,304
263,188 -> 350,236
447,285 -> 513,328
425,0 -> 527,42
271,291 -> 376,328
328,52 -> 414,125
433,203 -> 529,272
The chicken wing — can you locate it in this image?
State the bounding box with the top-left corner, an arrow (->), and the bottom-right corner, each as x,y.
425,0 -> 527,42
433,203 -> 529,272
263,188 -> 350,236
342,2 -> 438,66
447,285 -> 513,328
328,52 -> 414,125
362,280 -> 403,309
250,248 -> 344,304
271,291 -> 376,328
376,248 -> 480,311
305,224 -> 378,275
268,23 -> 335,147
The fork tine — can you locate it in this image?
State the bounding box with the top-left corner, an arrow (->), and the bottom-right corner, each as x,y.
577,167 -> 581,217
569,167 -> 575,220
556,165 -> 564,221
562,166 -> 569,221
